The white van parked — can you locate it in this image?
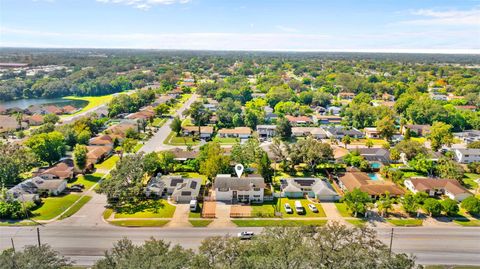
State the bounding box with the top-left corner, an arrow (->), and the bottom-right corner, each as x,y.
189,199 -> 198,212
294,200 -> 304,214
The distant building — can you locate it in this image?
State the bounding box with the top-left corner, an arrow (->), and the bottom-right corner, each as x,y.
454,148 -> 480,164
285,115 -> 313,126
364,127 -> 381,139
291,127 -> 328,139
338,92 -> 355,100
324,126 -> 364,139
404,178 -> 472,202
182,126 -> 214,139
217,127 -> 252,139
256,125 -> 276,139
454,130 -> 480,143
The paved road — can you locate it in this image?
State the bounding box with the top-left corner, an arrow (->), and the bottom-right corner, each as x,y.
1,226 -> 478,266
140,94 -> 198,153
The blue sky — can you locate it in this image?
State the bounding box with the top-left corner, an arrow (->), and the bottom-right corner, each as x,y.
1,0 -> 479,52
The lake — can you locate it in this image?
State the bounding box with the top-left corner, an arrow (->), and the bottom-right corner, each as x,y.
0,98 -> 88,110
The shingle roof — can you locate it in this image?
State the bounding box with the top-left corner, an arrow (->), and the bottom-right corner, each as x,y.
339,171 -> 404,196
407,177 -> 471,196
218,127 -> 252,135
214,176 -> 265,191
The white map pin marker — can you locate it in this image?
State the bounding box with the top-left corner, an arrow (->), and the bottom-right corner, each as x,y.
235,164 -> 244,178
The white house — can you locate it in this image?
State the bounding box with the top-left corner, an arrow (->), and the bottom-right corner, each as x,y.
214,175 -> 265,203
364,127 -> 381,139
256,125 -> 276,139
454,148 -> 480,164
291,127 -> 328,139
280,178 -> 339,201
404,177 -> 472,202
182,126 -> 214,139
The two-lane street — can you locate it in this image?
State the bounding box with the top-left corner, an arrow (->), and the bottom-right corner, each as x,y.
1,225 -> 479,266
140,93 -> 199,153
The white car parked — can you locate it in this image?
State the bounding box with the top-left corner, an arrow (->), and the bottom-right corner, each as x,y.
237,231 -> 255,240
308,204 -> 319,213
284,203 -> 293,214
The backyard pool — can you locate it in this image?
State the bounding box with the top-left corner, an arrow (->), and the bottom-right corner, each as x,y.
370,162 -> 381,169
367,173 -> 380,181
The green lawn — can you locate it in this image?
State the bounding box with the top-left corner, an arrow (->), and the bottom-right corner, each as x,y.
454,219 -> 480,227
463,173 -> 479,189
189,219 -> 213,227
109,219 -> 170,227
103,208 -> 114,220
387,219 -> 423,227
61,93 -> 121,117
95,155 -> 120,170
164,132 -> 200,146
114,200 -> 176,219
68,173 -> 103,189
347,219 -> 367,227
31,194 -> 81,220
133,142 -> 143,153
151,118 -> 166,127
250,202 -> 277,218
232,219 -> 327,227
58,196 -> 92,220
334,202 -> 353,217
277,198 -> 326,217
411,137 -> 427,144
213,137 -> 240,145
176,172 -> 208,185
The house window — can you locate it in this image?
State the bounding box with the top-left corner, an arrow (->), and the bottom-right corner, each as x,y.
253,195 -> 260,198
254,188 -> 260,191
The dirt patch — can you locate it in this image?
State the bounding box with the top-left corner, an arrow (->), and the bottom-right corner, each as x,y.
202,201 -> 216,218
231,205 -> 252,218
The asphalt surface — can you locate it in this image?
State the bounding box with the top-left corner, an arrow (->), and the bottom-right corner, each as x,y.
1,226 -> 479,266
139,93 -> 198,153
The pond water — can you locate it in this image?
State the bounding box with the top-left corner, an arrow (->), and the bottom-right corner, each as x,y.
0,98 -> 88,110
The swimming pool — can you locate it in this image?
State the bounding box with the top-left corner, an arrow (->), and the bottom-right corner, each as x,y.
371,162 -> 381,169
367,173 -> 380,181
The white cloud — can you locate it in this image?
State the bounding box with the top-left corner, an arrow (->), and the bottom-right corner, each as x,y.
402,7 -> 480,26
96,0 -> 191,10
275,25 -> 298,33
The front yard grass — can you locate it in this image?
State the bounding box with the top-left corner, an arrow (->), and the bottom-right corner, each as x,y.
232,219 -> 327,227
463,173 -> 479,189
277,198 -> 326,217
109,219 -> 170,227
387,219 -> 423,227
213,137 -> 240,145
347,219 -> 367,227
176,172 -> 208,185
189,219 -> 213,227
68,173 -> 103,189
0,220 -> 38,226
454,219 -> 480,227
58,195 -> 92,220
114,200 -> 176,219
103,208 -> 114,220
31,194 -> 81,220
151,118 -> 166,127
95,155 -> 120,171
164,131 -> 200,146
251,202 -> 277,218
334,202 -> 353,217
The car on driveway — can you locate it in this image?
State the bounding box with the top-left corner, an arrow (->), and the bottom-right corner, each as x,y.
237,231 -> 255,240
69,186 -> 83,192
308,204 -> 318,213
284,203 -> 293,214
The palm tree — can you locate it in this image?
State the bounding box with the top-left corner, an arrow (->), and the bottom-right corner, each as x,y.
15,112 -> 23,130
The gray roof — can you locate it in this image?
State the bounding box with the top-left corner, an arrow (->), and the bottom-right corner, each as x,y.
282,178 -> 338,197
353,148 -> 391,163
214,176 -> 265,191
455,148 -> 480,155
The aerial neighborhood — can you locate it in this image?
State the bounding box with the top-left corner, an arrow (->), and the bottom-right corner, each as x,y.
1,51 -> 479,234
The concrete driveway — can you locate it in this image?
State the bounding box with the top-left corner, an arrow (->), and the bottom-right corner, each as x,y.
164,204 -> 192,228
208,202 -> 236,228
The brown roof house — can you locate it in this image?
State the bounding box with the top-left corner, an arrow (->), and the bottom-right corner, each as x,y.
0,115 -> 25,133
37,159 -> 75,180
402,124 -> 431,137
404,177 -> 472,202
338,168 -> 404,198
285,115 -> 313,126
86,145 -> 113,166
26,114 -> 44,126
182,126 -> 214,139
217,127 -> 252,139
168,148 -> 199,161
89,134 -> 115,147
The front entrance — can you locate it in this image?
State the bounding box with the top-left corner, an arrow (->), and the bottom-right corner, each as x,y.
232,191 -> 237,199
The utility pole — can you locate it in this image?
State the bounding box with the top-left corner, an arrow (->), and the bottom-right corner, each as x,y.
10,238 -> 15,252
37,227 -> 41,247
389,228 -> 394,257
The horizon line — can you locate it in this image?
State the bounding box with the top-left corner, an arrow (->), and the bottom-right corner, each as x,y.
1,46 -> 480,55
